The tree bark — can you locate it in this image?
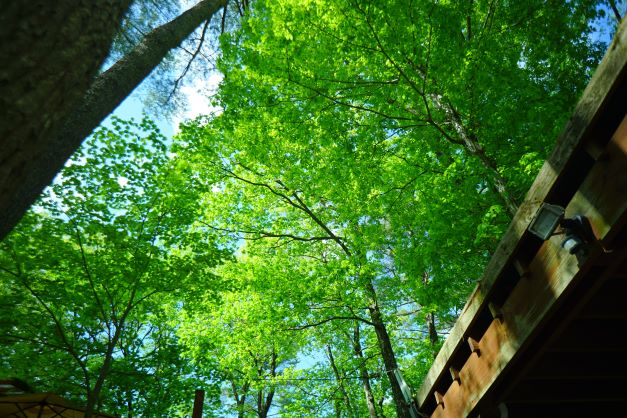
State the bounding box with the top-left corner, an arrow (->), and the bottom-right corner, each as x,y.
608,0 -> 623,21
257,349 -> 276,418
422,272 -> 439,353
0,0 -> 131,239
231,379 -> 249,418
126,389 -> 133,418
428,93 -> 519,216
327,344 -> 355,418
352,322 -> 379,418
365,279 -> 411,418
0,0 -> 226,240
84,294 -> 138,418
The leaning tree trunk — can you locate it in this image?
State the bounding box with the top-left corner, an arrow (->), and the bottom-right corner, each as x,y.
364,279 -> 412,418
0,0 -> 131,239
352,322 -> 379,418
0,0 -> 226,240
257,349 -> 277,418
327,344 -> 356,418
427,93 -> 520,217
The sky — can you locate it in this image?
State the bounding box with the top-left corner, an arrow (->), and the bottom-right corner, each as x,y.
103,71 -> 223,140
104,0 -> 623,143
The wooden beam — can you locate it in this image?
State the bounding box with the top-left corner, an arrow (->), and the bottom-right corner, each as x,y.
449,368 -> 461,383
467,337 -> 481,355
565,115 -> 627,246
428,124 -> 627,417
434,391 -> 445,407
492,245 -> 627,407
487,303 -> 503,321
415,18 -> 627,410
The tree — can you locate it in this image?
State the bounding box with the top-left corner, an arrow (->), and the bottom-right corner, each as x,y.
175,114 -> 446,416
217,0 -> 607,215
2,1 -> 617,417
0,1 -> 131,238
179,258 -> 305,417
0,117 -> 228,417
172,0 -> 612,415
0,0 -> 229,241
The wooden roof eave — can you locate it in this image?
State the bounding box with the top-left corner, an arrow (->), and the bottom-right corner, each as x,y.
415,18 -> 627,412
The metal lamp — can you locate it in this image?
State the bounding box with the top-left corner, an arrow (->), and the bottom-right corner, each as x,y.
528,203 -> 594,254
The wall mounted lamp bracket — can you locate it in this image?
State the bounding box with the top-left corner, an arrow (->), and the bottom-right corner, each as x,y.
528,203 -> 595,255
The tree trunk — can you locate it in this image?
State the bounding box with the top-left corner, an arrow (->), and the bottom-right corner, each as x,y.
352,322 -> 379,418
0,0 -> 226,240
327,344 -> 355,417
126,389 -> 133,418
84,322 -> 125,418
422,272 -> 439,354
0,0 -> 131,239
84,287 -> 140,418
428,93 -> 520,216
257,349 -> 277,418
364,279 -> 411,418
231,379 -> 249,418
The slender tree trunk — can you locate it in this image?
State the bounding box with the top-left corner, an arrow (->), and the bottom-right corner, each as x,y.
0,0 -> 226,240
84,323 -> 125,418
426,311 -> 439,359
327,344 -> 355,417
378,396 -> 387,418
364,279 -> 411,418
422,272 -> 439,354
84,288 -> 141,418
231,379 -> 249,418
258,388 -> 275,418
257,350 -> 277,418
608,0 -> 623,21
428,94 -> 519,216
126,389 -> 133,418
0,0 -> 131,240
352,322 -> 379,418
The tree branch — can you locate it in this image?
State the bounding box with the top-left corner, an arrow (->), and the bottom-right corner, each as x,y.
286,315 -> 374,331
167,19 -> 211,103
219,166 -> 353,256
73,224 -> 110,327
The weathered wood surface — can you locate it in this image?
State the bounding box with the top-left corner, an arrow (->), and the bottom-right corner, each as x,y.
426,114 -> 627,417
416,19 -> 627,409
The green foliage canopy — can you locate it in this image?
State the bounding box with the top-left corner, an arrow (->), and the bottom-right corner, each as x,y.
1,0 -> 617,416
0,117 -> 229,417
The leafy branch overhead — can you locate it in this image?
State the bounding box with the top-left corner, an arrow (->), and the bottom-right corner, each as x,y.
1,0 -> 620,417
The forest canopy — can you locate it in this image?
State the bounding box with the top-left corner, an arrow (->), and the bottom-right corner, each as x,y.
0,1 -> 622,417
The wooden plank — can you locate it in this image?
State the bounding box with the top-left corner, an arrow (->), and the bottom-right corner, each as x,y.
431,242 -> 587,417
491,247 -> 627,407
427,132 -> 627,417
565,115 -> 627,245
416,19 -> 627,409
545,317 -> 627,352
576,275 -> 627,319
506,377 -> 627,403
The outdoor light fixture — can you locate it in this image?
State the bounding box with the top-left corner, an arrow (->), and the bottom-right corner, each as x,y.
528,203 -> 595,254
528,203 -> 564,240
